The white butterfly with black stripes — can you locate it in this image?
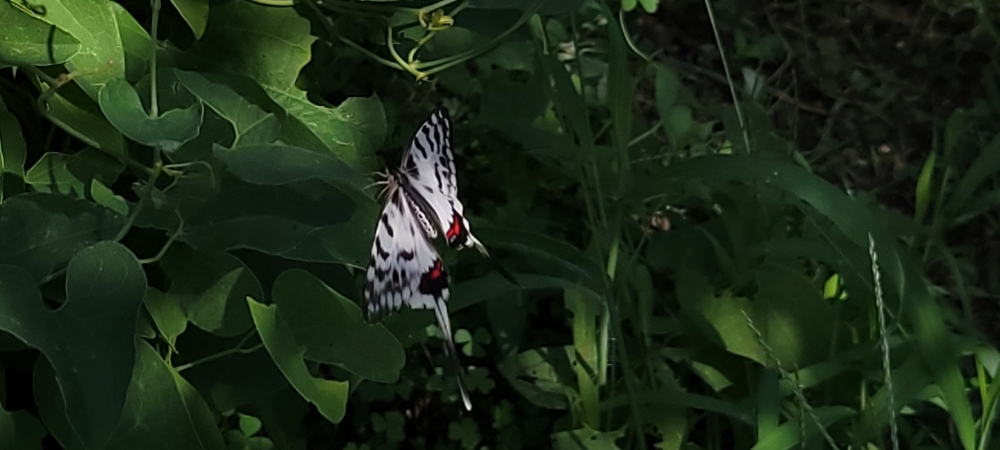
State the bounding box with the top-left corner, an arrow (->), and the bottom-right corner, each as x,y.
363,108 -> 485,411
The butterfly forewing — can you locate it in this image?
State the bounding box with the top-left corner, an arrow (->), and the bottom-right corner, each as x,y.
399,109 -> 482,251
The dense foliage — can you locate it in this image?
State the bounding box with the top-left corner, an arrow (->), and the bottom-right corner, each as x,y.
0,0 -> 999,449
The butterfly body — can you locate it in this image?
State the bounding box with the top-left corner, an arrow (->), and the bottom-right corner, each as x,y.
363,108 -> 480,410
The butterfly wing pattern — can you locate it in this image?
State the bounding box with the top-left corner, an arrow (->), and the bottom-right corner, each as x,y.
363,108 -> 481,411
397,108 -> 486,255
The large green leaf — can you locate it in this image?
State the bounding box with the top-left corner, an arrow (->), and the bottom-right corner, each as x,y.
195,0 -> 386,170
144,288 -> 187,346
25,0 -> 126,95
99,78 -> 204,152
174,70 -> 279,147
104,341 -> 226,450
179,177 -> 376,267
161,244 -> 259,337
24,149 -> 123,198
0,400 -> 46,450
247,297 -> 349,424
273,269 -> 404,383
0,193 -> 124,281
0,1 -> 80,67
41,88 -> 126,158
213,144 -> 369,192
0,241 -> 146,448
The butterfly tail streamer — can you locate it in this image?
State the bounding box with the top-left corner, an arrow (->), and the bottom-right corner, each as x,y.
434,297 -> 473,411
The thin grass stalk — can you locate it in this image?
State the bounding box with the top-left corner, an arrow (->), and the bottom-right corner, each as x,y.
869,233 -> 899,450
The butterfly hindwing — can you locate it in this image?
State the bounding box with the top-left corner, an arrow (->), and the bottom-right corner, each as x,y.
363,181 -> 447,321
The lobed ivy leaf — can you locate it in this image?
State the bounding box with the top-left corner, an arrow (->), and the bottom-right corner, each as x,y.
273,269 -> 405,383
213,143 -> 370,192
99,78 -> 204,152
195,0 -> 386,170
0,400 -> 46,450
174,70 -> 279,147
0,193 -> 124,282
0,241 -> 146,448
247,297 -> 349,424
104,341 -> 227,450
179,177 -> 375,267
160,244 -> 259,337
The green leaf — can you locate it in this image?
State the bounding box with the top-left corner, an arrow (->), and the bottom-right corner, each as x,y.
751,261 -> 837,367
144,288 -> 187,346
24,149 -> 123,197
676,271 -> 764,364
25,0 -> 126,95
104,340 -> 227,450
0,1 -> 80,67
0,193 -> 124,281
112,2 -> 151,84
91,179 -> 129,215
161,244 -> 259,337
174,70 -> 279,147
32,358 -> 84,450
0,241 -> 146,448
238,414 -> 262,437
914,151 -> 936,224
752,406 -> 854,450
213,144 -> 369,191
179,177 -> 376,267
499,346 -> 574,410
42,88 -> 127,157
195,0 -> 386,170
99,78 -> 204,152
171,0 -> 209,39
272,269 -> 404,383
247,297 -> 349,424
0,94 -> 27,178
0,400 -> 47,450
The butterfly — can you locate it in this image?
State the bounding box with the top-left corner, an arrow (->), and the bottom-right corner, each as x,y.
363,108 -> 485,411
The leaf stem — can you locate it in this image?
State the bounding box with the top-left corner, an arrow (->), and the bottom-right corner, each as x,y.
175,331 -> 263,372
150,0 -> 161,118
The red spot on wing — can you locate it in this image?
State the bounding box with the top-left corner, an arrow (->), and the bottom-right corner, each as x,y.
429,261 -> 443,280
446,212 -> 463,239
